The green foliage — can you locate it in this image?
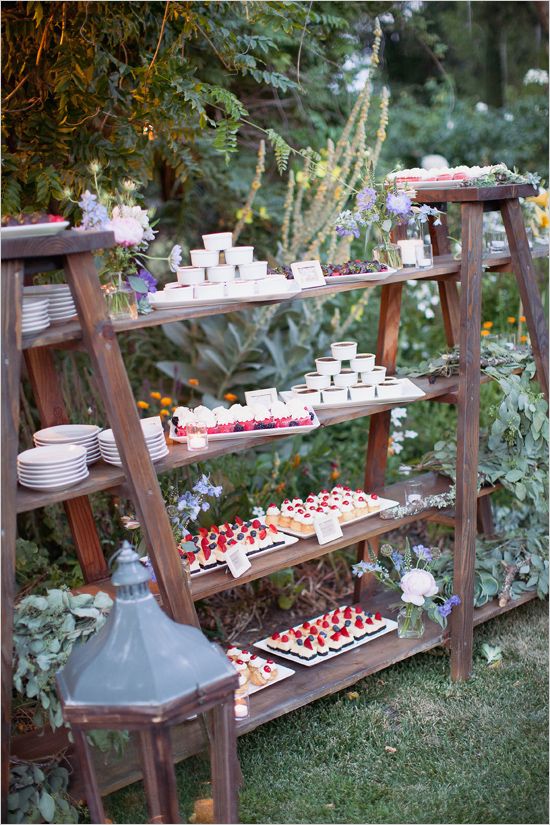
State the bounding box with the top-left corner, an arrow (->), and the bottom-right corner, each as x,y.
8,758 -> 78,824
13,588 -> 112,731
266,129 -> 292,174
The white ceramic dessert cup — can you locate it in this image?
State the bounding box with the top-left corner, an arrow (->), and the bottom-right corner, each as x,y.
202,232 -> 233,252
239,261 -> 268,280
177,266 -> 205,285
190,249 -> 219,268
207,264 -> 236,283
349,383 -> 376,402
330,341 -> 358,361
321,386 -> 348,404
226,281 -> 254,299
350,353 -> 376,373
291,384 -> 308,393
376,378 -> 402,399
304,372 -> 331,390
224,247 -> 254,265
333,369 -> 358,388
150,287 -> 194,305
194,282 -> 225,301
360,365 -> 387,385
315,357 -> 341,376
294,388 -> 321,405
256,276 -> 287,295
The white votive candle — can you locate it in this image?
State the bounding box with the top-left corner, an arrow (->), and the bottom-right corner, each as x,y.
397,239 -> 422,266
187,422 -> 208,451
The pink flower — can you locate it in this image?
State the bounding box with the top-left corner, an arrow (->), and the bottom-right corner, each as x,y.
400,569 -> 438,606
108,216 -> 144,247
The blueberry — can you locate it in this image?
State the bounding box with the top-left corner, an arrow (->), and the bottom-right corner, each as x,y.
265,422 -> 275,429
171,416 -> 179,427
234,423 -> 244,432
250,530 -> 257,538
309,412 -> 314,421
254,423 -> 262,430
297,639 -> 303,646
289,420 -> 299,427
345,620 -> 351,627
237,533 -> 244,541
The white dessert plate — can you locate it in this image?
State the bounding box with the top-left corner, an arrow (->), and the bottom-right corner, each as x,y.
170,411 -> 320,443
281,379 -> 425,410
22,306 -> 50,315
22,324 -> 50,334
247,662 -> 295,694
102,448 -> 168,466
33,424 -> 101,442
395,179 -> 463,190
18,467 -> 88,483
323,266 -> 396,284
150,285 -> 302,310
254,616 -> 398,666
1,221 -> 70,238
275,496 -> 399,538
18,471 -> 89,491
17,444 -> 87,466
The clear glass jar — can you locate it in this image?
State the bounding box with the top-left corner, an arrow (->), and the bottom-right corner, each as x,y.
234,673 -> 250,721
373,242 -> 402,270
186,421 -> 208,451
415,240 -> 433,269
101,279 -> 138,321
397,604 -> 425,639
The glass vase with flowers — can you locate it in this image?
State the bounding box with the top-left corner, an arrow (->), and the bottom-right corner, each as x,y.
352,539 -> 460,639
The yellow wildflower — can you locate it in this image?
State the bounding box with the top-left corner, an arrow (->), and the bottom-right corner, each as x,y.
480,329 -> 490,337
331,468 -> 340,480
275,481 -> 285,493
291,454 -> 301,468
258,206 -> 270,220
224,392 -> 238,402
251,181 -> 261,191
482,321 -> 493,329
137,400 -> 150,410
160,409 -> 170,416
150,391 -> 161,400
520,335 -> 528,343
519,315 -> 526,323
526,190 -> 548,207
172,407 -> 178,413
540,212 -> 549,228
160,396 -> 172,407
189,378 -> 199,386
507,316 -> 516,324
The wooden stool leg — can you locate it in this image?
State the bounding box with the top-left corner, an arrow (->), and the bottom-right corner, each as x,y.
210,701 -> 239,824
451,202 -> 484,681
139,729 -> 181,824
63,252 -> 198,626
500,198 -> 549,400
24,347 -> 108,582
428,208 -> 461,347
355,282 -> 403,602
1,261 -> 23,820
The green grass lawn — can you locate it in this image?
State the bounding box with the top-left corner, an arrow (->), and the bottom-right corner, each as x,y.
105,599 -> 548,824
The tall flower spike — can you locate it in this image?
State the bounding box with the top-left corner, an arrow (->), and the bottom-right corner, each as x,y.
234,140 -> 266,243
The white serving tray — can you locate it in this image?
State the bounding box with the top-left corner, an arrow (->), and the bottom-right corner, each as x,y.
170,410 -> 320,443
141,534 -> 299,579
400,179 -> 463,190
150,285 -> 301,310
275,496 -> 399,539
254,616 -> 398,666
1,221 -> 70,238
281,378 -> 425,411
248,662 -> 295,693
323,266 -> 396,284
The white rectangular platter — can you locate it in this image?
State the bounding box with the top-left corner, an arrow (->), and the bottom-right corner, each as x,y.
0,221 -> 70,239
248,662 -> 295,694
170,410 -> 320,443
150,285 -> 301,310
276,496 -> 399,539
254,617 -> 398,667
405,179 -> 463,190
141,534 -> 299,579
281,378 -> 425,411
323,266 -> 397,284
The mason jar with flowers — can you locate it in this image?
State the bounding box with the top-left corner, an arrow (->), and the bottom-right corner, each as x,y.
334,174 -> 442,270
67,163 -> 182,319
352,539 -> 460,639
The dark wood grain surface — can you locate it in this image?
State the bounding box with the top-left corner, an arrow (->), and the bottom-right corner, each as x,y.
1,229 -> 115,260
451,201 -> 484,681
413,183 -> 536,203
1,260 -> 23,818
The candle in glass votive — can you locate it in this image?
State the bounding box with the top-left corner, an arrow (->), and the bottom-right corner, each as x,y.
187,421 -> 208,451
397,239 -> 422,266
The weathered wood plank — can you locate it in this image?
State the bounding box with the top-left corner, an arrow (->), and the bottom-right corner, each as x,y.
451,201 -> 484,681
501,198 -> 549,399
23,347 -> 108,582
139,729 -> 181,824
414,183 -> 536,203
1,229 -> 115,261
211,702 -> 239,824
1,260 -> 23,819
63,251 -> 198,626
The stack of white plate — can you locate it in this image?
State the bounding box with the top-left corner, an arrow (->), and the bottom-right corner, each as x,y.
98,418 -> 169,466
23,284 -> 77,323
22,297 -> 50,335
17,444 -> 89,491
33,424 -> 101,465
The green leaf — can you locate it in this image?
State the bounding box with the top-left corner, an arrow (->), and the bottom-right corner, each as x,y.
127,276 -> 150,294
38,790 -> 55,823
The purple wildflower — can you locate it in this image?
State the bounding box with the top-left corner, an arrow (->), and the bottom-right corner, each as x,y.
78,190 -> 109,230
356,186 -> 377,212
336,223 -> 360,238
437,594 -> 461,617
135,267 -> 157,294
391,550 -> 405,574
412,544 -> 433,561
386,191 -> 412,219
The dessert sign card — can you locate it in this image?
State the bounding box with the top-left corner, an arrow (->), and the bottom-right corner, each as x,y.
290,260 -> 325,289
314,512 -> 343,545
226,545 -> 252,578
244,388 -> 278,409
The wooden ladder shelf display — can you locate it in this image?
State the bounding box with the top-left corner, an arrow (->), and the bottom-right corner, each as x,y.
2,183 -> 548,805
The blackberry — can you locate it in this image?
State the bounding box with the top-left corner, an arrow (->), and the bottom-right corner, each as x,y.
254,423 -> 263,430
234,423 -> 244,432
289,420 -> 299,427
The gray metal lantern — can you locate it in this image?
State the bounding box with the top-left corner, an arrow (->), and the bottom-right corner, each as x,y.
56,542 -> 239,825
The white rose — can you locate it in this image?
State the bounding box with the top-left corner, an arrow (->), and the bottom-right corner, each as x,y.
108,216 -> 144,247
400,569 -> 438,606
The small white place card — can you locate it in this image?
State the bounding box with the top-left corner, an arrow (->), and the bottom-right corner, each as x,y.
245,388 -> 278,408
225,545 -> 252,578
290,260 -> 325,289
313,511 -> 343,545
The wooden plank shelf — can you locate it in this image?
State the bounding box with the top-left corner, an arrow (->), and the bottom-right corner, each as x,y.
19,247 -> 548,351
15,372 -> 501,514
12,587 -> 537,797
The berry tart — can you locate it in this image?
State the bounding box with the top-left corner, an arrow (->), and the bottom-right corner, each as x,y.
171,398 -> 314,438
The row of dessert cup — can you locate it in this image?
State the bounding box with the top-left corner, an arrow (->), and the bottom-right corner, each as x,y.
292,340 -> 403,403
178,232 -> 269,286
164,275 -> 288,303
